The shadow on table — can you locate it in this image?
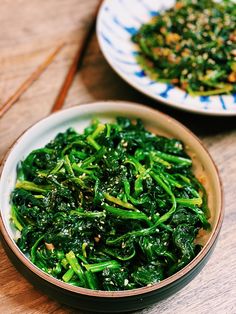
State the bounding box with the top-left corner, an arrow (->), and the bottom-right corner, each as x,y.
79,36 -> 236,137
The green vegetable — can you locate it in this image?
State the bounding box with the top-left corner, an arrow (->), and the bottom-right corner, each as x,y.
132,0 -> 236,95
65,251 -> 86,287
11,117 -> 210,290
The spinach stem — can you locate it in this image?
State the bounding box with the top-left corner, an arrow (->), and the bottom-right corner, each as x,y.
66,251 -> 86,286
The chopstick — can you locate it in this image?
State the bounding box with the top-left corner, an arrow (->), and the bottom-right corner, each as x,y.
0,43 -> 64,119
50,0 -> 103,113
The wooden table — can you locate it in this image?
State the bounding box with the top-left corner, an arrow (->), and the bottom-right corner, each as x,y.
0,1 -> 236,313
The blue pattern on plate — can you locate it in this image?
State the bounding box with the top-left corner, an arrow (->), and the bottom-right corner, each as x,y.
114,58 -> 137,65
100,32 -> 130,55
135,70 -> 146,78
159,85 -> 174,98
113,17 -> 137,35
200,96 -> 211,110
183,92 -> 188,100
97,0 -> 235,115
219,96 -> 226,110
138,0 -> 159,16
149,11 -> 160,17
132,51 -> 140,56
233,94 -> 236,103
200,96 -> 210,103
102,20 -> 126,40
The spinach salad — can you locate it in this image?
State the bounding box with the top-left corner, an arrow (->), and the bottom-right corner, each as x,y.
132,0 -> 236,96
11,118 -> 210,291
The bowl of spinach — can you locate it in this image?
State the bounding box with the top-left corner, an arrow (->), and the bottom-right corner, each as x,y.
0,102 -> 223,312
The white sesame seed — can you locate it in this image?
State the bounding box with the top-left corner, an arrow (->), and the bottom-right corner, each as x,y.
124,279 -> 129,286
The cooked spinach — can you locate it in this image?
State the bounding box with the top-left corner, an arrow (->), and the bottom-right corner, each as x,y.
11,117 -> 210,290
132,0 -> 236,96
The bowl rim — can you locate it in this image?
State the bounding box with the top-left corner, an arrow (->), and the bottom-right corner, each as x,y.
96,0 -> 236,116
0,101 -> 224,298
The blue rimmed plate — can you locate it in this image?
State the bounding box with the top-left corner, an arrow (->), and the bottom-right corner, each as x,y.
96,0 -> 236,115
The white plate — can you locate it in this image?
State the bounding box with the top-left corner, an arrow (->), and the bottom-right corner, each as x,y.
96,0 -> 236,116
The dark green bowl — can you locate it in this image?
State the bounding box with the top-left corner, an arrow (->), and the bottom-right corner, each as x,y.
0,102 -> 224,312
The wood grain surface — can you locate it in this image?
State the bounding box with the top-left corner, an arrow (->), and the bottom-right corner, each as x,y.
0,1 -> 236,313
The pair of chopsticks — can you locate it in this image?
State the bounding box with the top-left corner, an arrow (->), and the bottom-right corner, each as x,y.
0,0 -> 102,119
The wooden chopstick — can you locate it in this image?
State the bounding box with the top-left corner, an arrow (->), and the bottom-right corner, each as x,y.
50,0 -> 103,113
0,43 -> 64,119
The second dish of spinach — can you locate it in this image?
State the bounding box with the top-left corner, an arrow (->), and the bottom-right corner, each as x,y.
132,0 -> 236,96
